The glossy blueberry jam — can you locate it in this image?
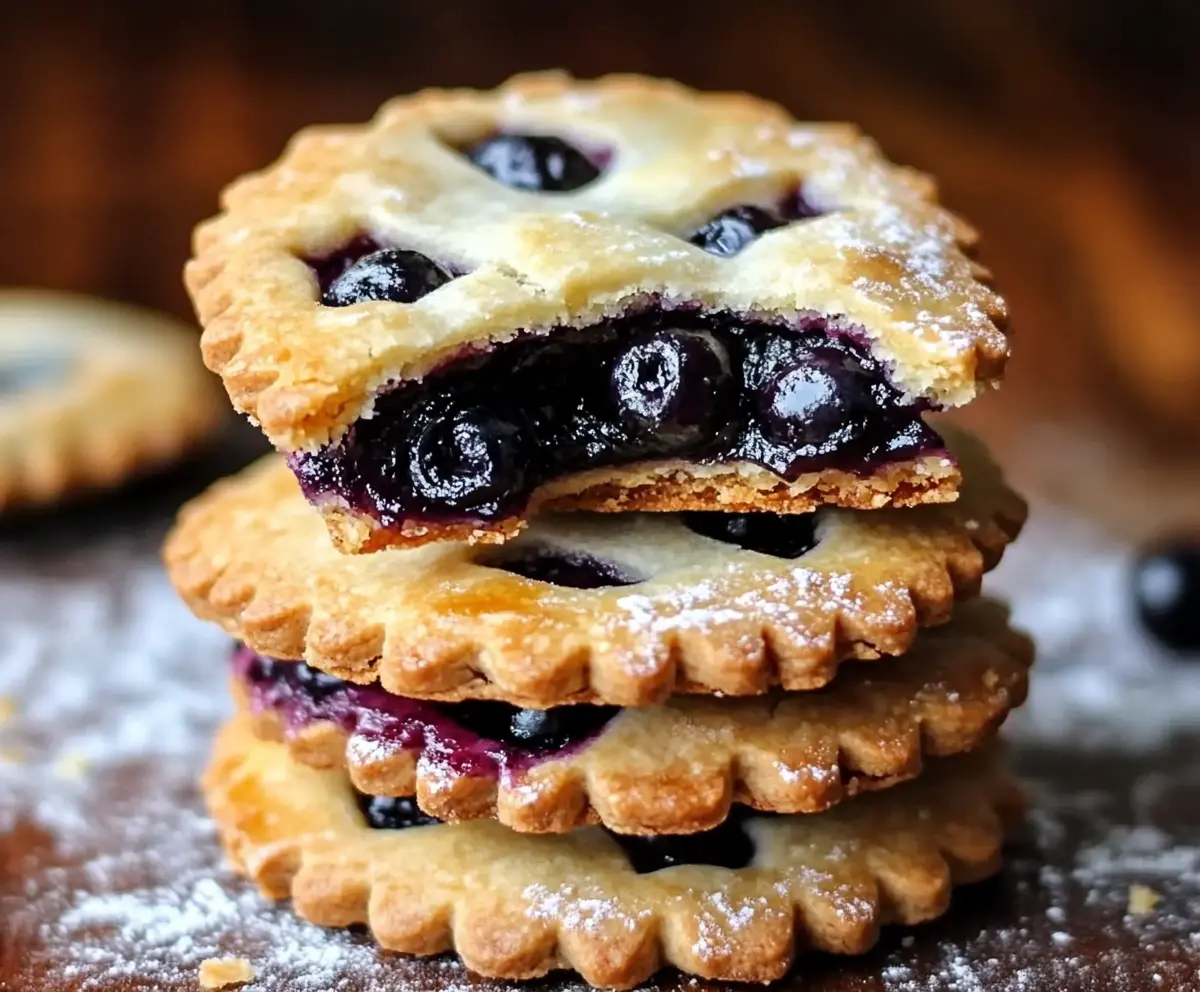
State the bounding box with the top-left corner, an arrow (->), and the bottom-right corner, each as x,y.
291,310 -> 943,532
358,793 -> 440,830
689,194 -> 822,257
479,544 -> 642,589
613,809 -> 757,873
236,649 -> 618,780
465,133 -> 604,192
356,788 -> 758,872
683,511 -> 817,559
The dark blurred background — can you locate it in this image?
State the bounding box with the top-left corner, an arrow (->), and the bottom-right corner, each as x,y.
2,0 -> 1198,531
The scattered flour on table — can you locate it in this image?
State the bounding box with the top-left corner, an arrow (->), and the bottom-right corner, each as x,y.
3,503 -> 1200,990
987,505 -> 1200,752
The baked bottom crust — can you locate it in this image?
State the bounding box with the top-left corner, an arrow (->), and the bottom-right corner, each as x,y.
321,451 -> 962,553
205,717 -> 1025,989
164,426 -> 1025,708
236,599 -> 1031,834
0,291 -> 223,511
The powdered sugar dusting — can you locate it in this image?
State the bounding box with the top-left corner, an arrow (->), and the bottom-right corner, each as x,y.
4,493 -> 1200,990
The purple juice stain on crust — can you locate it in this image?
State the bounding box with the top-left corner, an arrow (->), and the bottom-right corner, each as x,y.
289,309 -> 945,534
234,648 -> 618,782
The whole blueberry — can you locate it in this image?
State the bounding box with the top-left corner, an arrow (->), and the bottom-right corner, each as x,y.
321,248 -> 452,307
407,404 -> 525,511
689,205 -> 784,257
683,511 -> 817,559
610,329 -> 732,449
1133,542 -> 1200,653
467,134 -> 600,192
756,348 -> 871,449
358,794 -> 441,831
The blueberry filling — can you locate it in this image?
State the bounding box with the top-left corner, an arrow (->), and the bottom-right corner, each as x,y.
237,650 -> 618,778
355,788 -> 757,872
613,809 -> 757,873
1132,540 -> 1200,653
465,133 -> 603,192
0,351 -> 72,398
291,310 -> 943,531
479,544 -> 642,589
321,248 -> 454,307
358,793 -> 440,830
689,193 -> 822,257
683,512 -> 817,559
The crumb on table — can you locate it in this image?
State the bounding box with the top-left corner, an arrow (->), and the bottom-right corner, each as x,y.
55,749 -> 90,780
198,957 -> 255,988
1127,883 -> 1161,915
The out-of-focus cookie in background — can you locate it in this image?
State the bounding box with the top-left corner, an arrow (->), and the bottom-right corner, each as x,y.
0,0 -> 1195,608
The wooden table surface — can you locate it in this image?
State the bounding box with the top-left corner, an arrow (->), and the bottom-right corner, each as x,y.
2,2 -> 1199,989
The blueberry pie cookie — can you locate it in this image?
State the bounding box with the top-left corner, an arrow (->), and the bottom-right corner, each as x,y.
186,71 -> 1008,552
0,291 -> 223,510
234,598 -> 1030,834
164,426 -> 1025,707
206,719 -> 1024,989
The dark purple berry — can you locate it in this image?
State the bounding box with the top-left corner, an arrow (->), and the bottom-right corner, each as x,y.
291,664 -> 347,700
754,344 -> 872,449
483,545 -> 641,590
447,700 -> 619,753
358,794 -> 441,831
689,205 -> 785,257
1133,541 -> 1200,653
321,248 -> 452,307
614,812 -> 756,873
245,657 -> 344,700
683,511 -> 817,559
407,405 -> 525,511
610,329 -> 732,448
758,364 -> 853,446
467,134 -> 600,192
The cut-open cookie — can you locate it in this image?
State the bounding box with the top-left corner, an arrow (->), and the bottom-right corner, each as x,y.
0,291 -> 223,510
206,718 -> 1024,989
164,426 -> 1025,707
236,598 -> 1031,834
186,71 -> 1008,552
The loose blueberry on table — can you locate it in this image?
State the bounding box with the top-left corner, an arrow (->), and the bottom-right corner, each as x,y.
1133,540 -> 1200,653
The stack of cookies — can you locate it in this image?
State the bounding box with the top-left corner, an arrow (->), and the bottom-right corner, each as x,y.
164,73 -> 1031,989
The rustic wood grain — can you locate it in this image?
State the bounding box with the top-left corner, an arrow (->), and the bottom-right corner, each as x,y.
1,1 -> 1198,989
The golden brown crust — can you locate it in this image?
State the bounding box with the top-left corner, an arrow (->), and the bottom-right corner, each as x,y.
163,426 -> 1026,707
205,717 -> 1026,989
322,451 -> 962,553
187,71 -> 1008,457
238,599 -> 1031,834
0,291 -> 224,511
